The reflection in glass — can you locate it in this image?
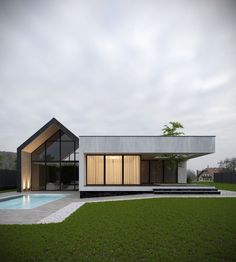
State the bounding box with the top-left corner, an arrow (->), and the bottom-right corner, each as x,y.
61,141 -> 74,161
61,131 -> 72,141
61,163 -> 75,190
32,144 -> 45,161
46,141 -> 60,161
48,131 -> 60,141
46,163 -> 60,190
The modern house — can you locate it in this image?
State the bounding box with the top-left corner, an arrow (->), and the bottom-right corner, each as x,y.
17,118 -> 216,197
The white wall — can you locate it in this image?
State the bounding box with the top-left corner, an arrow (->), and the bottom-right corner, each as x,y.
178,161 -> 187,183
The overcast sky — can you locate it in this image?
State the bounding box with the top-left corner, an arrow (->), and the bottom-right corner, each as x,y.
0,0 -> 235,171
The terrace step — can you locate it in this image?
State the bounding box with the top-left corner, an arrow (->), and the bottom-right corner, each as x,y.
153,187 -> 221,195
153,188 -> 218,191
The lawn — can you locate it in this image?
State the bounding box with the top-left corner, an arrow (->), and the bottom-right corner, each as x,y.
0,188 -> 16,194
194,182 -> 236,192
0,198 -> 236,261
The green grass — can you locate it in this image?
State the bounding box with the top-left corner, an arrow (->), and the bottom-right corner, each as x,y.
194,182 -> 236,192
0,198 -> 236,261
0,188 -> 16,194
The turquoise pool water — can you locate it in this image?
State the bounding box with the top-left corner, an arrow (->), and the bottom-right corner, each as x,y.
0,194 -> 66,209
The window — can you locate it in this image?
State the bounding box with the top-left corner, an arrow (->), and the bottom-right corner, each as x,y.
105,156 -> 122,184
124,155 -> 140,184
61,131 -> 73,141
86,155 -> 141,185
31,130 -> 78,191
32,144 -> 45,161
46,141 -> 60,161
61,141 -> 74,161
87,155 -> 104,184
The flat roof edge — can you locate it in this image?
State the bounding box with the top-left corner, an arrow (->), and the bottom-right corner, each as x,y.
79,135 -> 216,137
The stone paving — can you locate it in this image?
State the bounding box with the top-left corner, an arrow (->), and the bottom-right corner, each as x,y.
38,202 -> 85,224
0,190 -> 236,225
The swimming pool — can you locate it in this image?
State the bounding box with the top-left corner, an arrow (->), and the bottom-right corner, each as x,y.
0,194 -> 66,209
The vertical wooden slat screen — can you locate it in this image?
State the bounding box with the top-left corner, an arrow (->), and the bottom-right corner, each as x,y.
87,155 -> 104,184
105,156 -> 122,184
124,155 -> 140,184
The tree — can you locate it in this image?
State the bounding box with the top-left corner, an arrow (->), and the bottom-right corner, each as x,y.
187,169 -> 196,183
160,121 -> 186,168
218,157 -> 236,172
162,121 -> 185,136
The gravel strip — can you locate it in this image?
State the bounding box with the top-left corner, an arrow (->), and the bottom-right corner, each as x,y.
37,202 -> 85,224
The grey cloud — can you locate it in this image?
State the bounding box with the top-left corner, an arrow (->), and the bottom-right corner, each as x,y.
0,0 -> 236,171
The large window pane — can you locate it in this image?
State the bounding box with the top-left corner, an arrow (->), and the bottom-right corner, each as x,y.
124,156 -> 140,184
46,141 -> 60,161
61,141 -> 74,161
46,163 -> 60,190
32,144 -> 45,161
87,155 -> 104,184
31,129 -> 78,191
61,163 -> 75,190
105,156 -> 122,184
61,131 -> 73,141
48,131 -> 60,141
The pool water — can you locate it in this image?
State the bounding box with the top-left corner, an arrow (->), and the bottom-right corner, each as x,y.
0,194 -> 66,209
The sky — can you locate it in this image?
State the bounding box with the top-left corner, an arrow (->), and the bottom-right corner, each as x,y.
0,0 -> 235,171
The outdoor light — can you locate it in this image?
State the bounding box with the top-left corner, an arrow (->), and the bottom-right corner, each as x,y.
23,180 -> 26,191
27,181 -> 30,190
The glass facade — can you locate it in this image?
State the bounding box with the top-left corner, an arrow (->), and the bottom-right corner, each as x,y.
31,130 -> 78,191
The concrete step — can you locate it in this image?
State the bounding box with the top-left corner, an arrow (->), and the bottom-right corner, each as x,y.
154,188 -> 218,192
153,190 -> 221,195
153,186 -> 221,194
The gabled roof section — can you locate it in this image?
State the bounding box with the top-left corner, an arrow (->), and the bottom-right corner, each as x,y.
197,167 -> 223,178
18,118 -> 79,153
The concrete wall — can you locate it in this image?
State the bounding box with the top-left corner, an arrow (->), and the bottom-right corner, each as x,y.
21,151 -> 31,190
79,136 -> 215,154
178,161 -> 187,183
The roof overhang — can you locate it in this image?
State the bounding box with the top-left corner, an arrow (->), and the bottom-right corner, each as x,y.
79,136 -> 215,160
